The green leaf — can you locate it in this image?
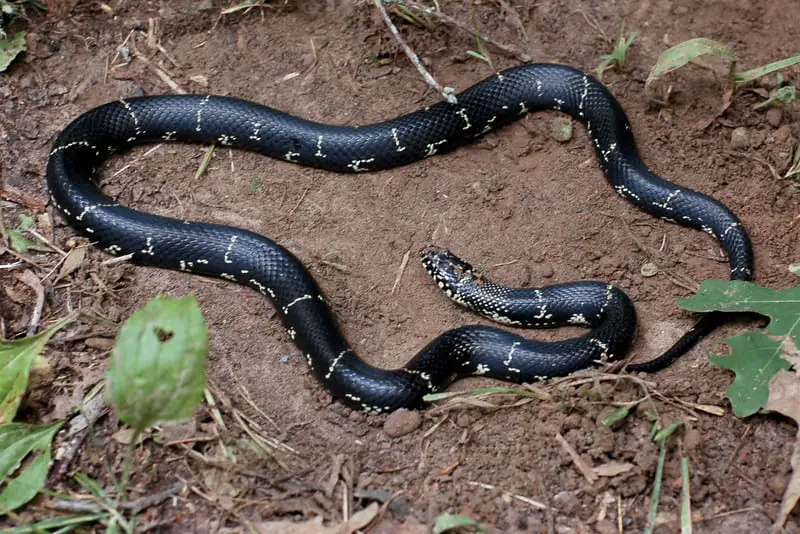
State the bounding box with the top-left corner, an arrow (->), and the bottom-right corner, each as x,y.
73,472 -> 106,499
734,55 -> 800,85
708,332 -> 791,417
653,421 -> 683,442
7,215 -> 42,254
465,50 -> 489,63
0,31 -> 26,73
646,38 -> 736,90
0,316 -> 75,424
106,295 -> 209,431
790,263 -> 800,277
678,280 -> 800,416
678,280 -> 800,340
602,405 -> 633,428
433,514 -> 489,534
3,513 -> 108,533
0,421 -> 63,514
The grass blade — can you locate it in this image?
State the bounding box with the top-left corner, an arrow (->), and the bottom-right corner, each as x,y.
644,443 -> 668,534
681,456 -> 692,533
735,55 -> 800,84
646,38 -> 735,90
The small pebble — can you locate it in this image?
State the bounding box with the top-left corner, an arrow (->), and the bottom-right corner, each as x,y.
765,107 -> 783,127
455,412 -> 472,428
550,117 -> 573,142
539,263 -> 555,278
768,473 -> 788,497
774,124 -> 793,144
730,127 -> 750,150
640,262 -> 658,277
552,491 -> 581,515
561,413 -> 582,431
383,408 -> 422,438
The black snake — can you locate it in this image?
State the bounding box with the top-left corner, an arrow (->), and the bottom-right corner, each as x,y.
46,63 -> 753,413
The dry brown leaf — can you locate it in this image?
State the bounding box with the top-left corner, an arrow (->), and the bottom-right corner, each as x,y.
765,370 -> 800,531
56,246 -> 87,281
593,461 -> 635,477
17,269 -> 44,300
254,503 -> 380,534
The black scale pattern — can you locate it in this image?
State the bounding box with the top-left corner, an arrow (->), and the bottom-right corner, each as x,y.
46,63 -> 754,413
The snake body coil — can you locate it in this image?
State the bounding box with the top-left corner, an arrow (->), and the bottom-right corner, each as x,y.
47,63 -> 753,413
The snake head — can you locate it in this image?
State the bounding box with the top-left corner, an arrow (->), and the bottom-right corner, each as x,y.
420,248 -> 480,294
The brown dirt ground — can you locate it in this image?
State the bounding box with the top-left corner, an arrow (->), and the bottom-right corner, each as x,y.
1,0 -> 800,532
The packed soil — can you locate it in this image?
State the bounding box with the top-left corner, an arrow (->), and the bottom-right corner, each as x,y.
1,0 -> 799,532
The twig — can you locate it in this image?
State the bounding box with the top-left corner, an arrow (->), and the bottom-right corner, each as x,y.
50,389 -> 108,484
467,481 -> 550,510
723,424 -> 753,474
0,245 -> 46,270
373,0 -> 457,104
391,249 -> 411,294
404,1 -> 532,62
18,270 -> 45,336
49,482 -> 186,515
575,8 -> 610,44
0,208 -> 9,249
179,444 -> 312,488
490,258 -> 519,269
237,384 -> 282,433
555,432 -> 598,484
102,253 -> 134,266
134,52 -> 187,94
287,183 -> 312,216
27,228 -> 67,256
724,150 -> 782,181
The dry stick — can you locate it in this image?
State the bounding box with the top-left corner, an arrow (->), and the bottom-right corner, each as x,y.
27,228 -> 67,257
391,249 -> 411,294
18,270 -> 45,336
50,483 -> 186,515
373,0 -> 457,104
466,481 -> 550,510
102,253 -> 135,266
0,207 -> 9,249
555,432 -> 598,484
49,391 -> 108,484
404,1 -> 532,62
135,51 -> 187,94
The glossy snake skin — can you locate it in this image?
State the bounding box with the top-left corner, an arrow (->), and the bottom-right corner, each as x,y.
47,63 -> 753,413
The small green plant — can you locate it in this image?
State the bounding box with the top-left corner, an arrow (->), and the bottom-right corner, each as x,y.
0,0 -> 45,72
753,73 -> 797,110
595,29 -> 639,79
679,276 -> 800,528
3,295 -> 209,531
107,294 -> 208,433
786,141 -> 800,179
645,38 -> 800,102
465,7 -> 494,70
679,280 -> 799,417
467,6 -> 497,71
433,514 -> 489,534
6,214 -> 43,253
644,421 -> 686,534
0,316 -> 74,514
388,2 -> 433,30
